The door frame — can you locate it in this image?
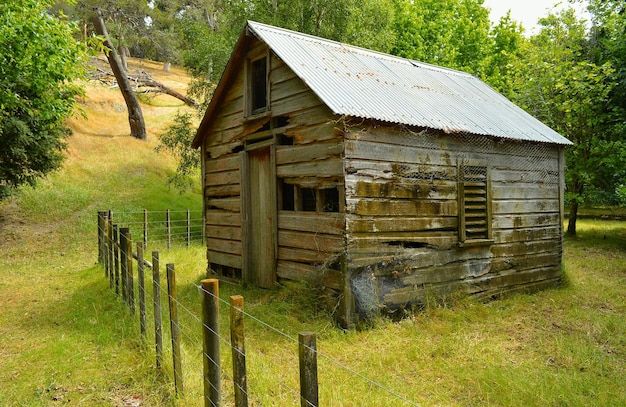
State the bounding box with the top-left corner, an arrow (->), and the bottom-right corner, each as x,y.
240,140 -> 277,288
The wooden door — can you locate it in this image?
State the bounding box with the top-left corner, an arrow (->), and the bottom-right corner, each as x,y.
246,146 -> 276,288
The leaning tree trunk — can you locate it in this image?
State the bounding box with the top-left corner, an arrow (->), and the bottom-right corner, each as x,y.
91,8 -> 146,140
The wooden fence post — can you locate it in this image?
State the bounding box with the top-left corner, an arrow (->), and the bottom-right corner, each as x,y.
230,295 -> 248,407
104,214 -> 110,279
186,209 -> 191,248
166,209 -> 171,249
201,279 -> 221,407
106,216 -> 113,288
143,209 -> 148,250
119,227 -> 129,305
167,263 -> 184,396
137,242 -> 146,339
152,251 -> 163,370
98,211 -> 106,264
299,332 -> 319,407
113,225 -> 120,296
126,230 -> 135,315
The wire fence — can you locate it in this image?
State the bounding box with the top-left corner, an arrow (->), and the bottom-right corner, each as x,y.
98,209 -> 204,252
97,210 -> 421,406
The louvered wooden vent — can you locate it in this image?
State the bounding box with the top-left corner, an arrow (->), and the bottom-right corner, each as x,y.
458,162 -> 492,244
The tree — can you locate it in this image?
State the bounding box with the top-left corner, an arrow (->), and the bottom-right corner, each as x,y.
510,8 -> 624,235
0,0 -> 87,199
392,0 -> 492,76
91,6 -> 147,140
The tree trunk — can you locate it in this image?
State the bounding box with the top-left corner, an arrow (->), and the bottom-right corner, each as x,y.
566,199 -> 579,236
566,179 -> 584,236
91,9 -> 146,140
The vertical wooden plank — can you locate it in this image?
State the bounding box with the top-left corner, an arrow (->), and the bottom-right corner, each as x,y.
298,332 -> 318,407
152,251 -> 163,370
230,295 -> 248,407
137,242 -> 146,338
202,278 -> 221,407
167,263 -> 184,396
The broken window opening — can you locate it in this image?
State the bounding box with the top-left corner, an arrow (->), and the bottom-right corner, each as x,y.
249,56 -> 268,115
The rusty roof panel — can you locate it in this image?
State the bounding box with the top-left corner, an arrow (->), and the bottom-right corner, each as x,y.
247,21 -> 572,145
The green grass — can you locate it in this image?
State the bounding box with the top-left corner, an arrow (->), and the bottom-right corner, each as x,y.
1,62 -> 624,406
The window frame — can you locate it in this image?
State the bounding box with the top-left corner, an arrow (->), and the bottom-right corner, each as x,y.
457,158 -> 493,246
245,53 -> 270,117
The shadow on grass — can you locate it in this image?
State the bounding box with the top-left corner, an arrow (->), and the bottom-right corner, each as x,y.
564,220 -> 626,253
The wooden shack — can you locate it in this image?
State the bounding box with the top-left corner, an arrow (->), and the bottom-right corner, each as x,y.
192,21 -> 572,327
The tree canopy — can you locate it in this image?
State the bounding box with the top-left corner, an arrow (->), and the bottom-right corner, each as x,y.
0,0 -> 88,199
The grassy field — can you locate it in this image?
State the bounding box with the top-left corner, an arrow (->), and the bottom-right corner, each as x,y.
0,60 -> 624,406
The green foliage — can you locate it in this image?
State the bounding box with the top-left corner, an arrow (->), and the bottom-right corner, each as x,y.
509,6 -> 626,219
392,0 -> 492,76
155,112 -> 200,192
0,0 -> 87,200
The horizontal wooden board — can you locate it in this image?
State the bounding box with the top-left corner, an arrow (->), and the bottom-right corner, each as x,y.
278,230 -> 345,252
276,142 -> 344,165
272,76 -> 311,103
346,139 -> 452,166
346,215 -> 457,233
493,226 -> 562,243
492,183 -> 558,200
347,198 -> 458,217
492,213 -> 561,229
344,161 -> 457,182
207,250 -> 242,269
206,155 -> 240,173
493,199 -> 560,214
277,158 -> 344,178
206,183 -> 241,198
491,169 -> 560,185
272,89 -> 325,117
346,179 -> 456,200
278,246 -> 332,263
206,237 -> 242,255
490,239 -> 561,257
278,212 -> 345,235
206,197 -> 240,212
206,211 -> 241,226
285,121 -> 343,145
277,260 -> 320,282
206,225 -> 241,241
348,232 -> 458,250
206,169 -> 240,187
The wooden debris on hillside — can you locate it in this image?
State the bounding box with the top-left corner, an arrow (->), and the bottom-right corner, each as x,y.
89,57 -> 198,108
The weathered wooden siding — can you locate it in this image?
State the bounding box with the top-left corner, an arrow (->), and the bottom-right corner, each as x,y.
343,124 -> 563,312
200,37 -> 346,282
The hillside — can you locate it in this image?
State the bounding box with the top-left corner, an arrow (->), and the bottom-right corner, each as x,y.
0,58 -> 203,405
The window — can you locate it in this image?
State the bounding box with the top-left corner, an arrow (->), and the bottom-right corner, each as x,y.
277,182 -> 342,213
458,161 -> 492,244
248,56 -> 268,115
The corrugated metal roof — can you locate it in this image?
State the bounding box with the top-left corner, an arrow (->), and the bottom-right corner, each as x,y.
247,21 -> 572,145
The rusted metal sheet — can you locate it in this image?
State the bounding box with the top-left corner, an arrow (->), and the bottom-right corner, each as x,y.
247,21 -> 572,146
